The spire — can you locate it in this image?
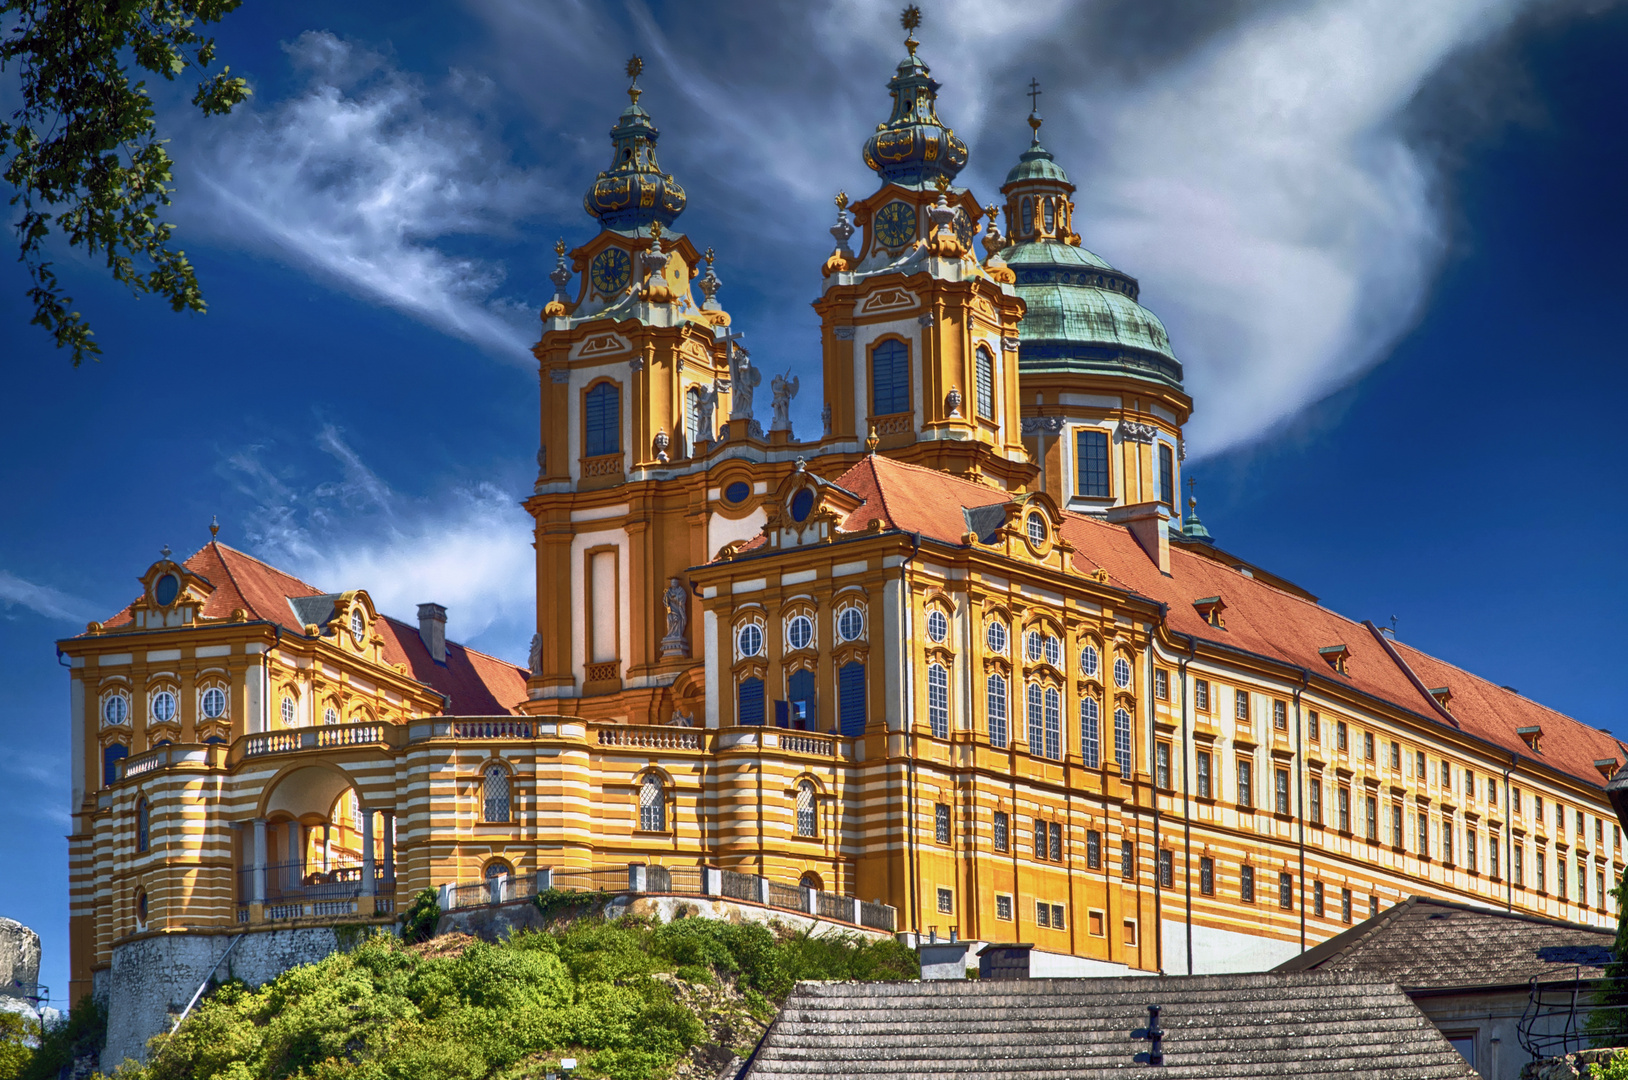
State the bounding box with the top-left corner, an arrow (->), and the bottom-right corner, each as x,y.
583,56 -> 687,231
1182,478 -> 1215,545
860,6 -> 968,187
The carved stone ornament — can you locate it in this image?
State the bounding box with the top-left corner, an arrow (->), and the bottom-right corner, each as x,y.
550,369 -> 571,384
653,430 -> 670,463
630,355 -> 645,372
945,387 -> 963,418
1021,416 -> 1066,435
770,372 -> 799,433
660,576 -> 691,657
1002,336 -> 1021,352
1120,421 -> 1159,444
822,402 -> 833,437
917,311 -> 936,328
527,633 -> 543,677
833,326 -> 856,341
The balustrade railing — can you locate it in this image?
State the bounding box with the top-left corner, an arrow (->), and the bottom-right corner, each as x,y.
242,722 -> 394,758
597,726 -> 702,750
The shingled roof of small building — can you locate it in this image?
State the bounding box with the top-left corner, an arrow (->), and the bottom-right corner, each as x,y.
1275,895 -> 1615,992
739,972 -> 1479,1080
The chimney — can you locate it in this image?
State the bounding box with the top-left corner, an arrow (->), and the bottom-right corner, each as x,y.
1106,502 -> 1172,575
417,603 -> 447,664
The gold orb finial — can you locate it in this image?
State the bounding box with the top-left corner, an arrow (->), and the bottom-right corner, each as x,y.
835,191 -> 849,211
901,5 -> 921,54
626,55 -> 644,104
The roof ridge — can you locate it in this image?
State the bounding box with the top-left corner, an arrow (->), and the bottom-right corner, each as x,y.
208,541 -> 327,595
1392,635 -> 1599,735
1365,620 -> 1460,729
379,613 -> 526,672
1276,895 -> 1420,972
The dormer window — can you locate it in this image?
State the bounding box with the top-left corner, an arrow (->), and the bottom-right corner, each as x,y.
350,608 -> 365,644
1193,596 -> 1227,629
1595,759 -> 1620,781
1517,725 -> 1542,752
1428,686 -> 1452,711
1319,645 -> 1350,676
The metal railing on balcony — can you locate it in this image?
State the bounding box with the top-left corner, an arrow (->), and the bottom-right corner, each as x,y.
236,860 -> 395,906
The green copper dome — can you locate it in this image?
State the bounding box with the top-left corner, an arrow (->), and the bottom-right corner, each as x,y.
1004,140 -> 1070,186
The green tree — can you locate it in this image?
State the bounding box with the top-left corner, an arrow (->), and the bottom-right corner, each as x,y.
0,1009 -> 35,1080
1,0 -> 250,364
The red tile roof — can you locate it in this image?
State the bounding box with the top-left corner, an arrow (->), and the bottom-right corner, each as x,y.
827,457 -> 1619,793
92,542 -> 527,716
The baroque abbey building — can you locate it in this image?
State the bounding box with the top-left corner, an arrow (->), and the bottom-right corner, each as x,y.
62,13 -> 1627,1016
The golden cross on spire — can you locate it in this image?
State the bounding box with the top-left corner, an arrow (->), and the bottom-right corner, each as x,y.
626,55 -> 644,104
1027,78 -> 1042,113
901,5 -> 921,54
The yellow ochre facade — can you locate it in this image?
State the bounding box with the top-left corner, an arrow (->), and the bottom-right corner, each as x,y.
63,15 -> 1627,1010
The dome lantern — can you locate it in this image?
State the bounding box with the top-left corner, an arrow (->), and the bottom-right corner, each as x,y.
859,7 -> 968,187
583,56 -> 688,231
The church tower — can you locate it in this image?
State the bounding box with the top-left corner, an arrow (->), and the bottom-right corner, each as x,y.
814,8 -> 1033,490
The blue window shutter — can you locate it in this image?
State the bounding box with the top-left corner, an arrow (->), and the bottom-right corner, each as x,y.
585,383 -> 620,457
103,744 -> 128,786
839,661 -> 867,737
738,677 -> 765,725
774,700 -> 789,728
788,669 -> 816,730
871,340 -> 910,416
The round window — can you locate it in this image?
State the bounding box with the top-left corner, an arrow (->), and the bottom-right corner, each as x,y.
837,607 -> 864,642
790,488 -> 815,523
281,695 -> 296,726
151,691 -> 176,724
324,706 -> 339,725
926,610 -> 948,643
350,609 -> 365,643
787,615 -> 814,651
737,623 -> 764,658
1024,630 -> 1043,662
1081,644 -> 1100,678
1026,513 -> 1046,545
986,621 -> 1007,655
201,687 -> 226,719
724,481 -> 751,505
103,695 -> 128,726
1044,635 -> 1062,667
153,573 -> 180,607
1114,656 -> 1133,689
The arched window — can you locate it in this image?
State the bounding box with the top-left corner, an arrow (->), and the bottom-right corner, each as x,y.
975,346 -> 995,420
1043,686 -> 1061,760
1027,682 -> 1044,756
686,386 -> 705,447
927,663 -> 949,738
485,859 -> 512,879
639,773 -> 666,832
788,668 -> 816,730
838,661 -> 867,737
795,780 -> 816,838
870,339 -> 910,417
585,382 -> 621,457
1081,697 -> 1101,767
1020,197 -> 1033,236
103,744 -> 128,786
986,673 -> 1008,748
136,797 -> 150,853
1159,443 -> 1175,506
1042,198 -> 1055,233
799,870 -> 823,891
1114,707 -> 1133,776
482,765 -> 511,823
136,889 -> 148,924
738,677 -> 765,726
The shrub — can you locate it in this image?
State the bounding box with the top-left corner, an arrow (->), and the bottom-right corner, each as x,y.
399,888 -> 441,945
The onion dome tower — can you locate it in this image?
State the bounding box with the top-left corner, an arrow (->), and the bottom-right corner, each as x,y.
859,8 -> 968,188
583,56 -> 687,231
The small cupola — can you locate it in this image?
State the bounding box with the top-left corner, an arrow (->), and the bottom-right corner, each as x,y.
858,6 -> 968,188
583,56 -> 687,232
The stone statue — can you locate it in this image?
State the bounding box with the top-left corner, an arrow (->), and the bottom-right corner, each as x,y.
728,343 -> 760,421
694,383 -> 719,444
527,633 -> 542,677
770,372 -> 799,432
822,402 -> 833,437
660,577 -> 691,658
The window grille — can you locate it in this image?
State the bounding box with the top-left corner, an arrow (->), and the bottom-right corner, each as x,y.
1196,751 -> 1211,799
1049,822 -> 1062,862
996,894 -> 1012,920
1051,903 -> 1065,928
1086,829 -> 1101,869
1195,679 -> 1209,712
1241,865 -> 1255,902
1033,819 -> 1046,860
484,765 -> 511,823
1027,683 -> 1044,757
1200,856 -> 1214,895
934,802 -> 950,844
639,772 -> 664,832
870,339 -> 910,416
738,677 -> 765,726
1076,430 -> 1109,497
1309,779 -> 1322,824
1279,872 -> 1293,910
937,888 -> 953,914
1156,743 -> 1172,790
987,673 -> 1008,748
1043,687 -> 1061,760
1155,669 -> 1169,700
1113,707 -> 1132,776
585,382 -> 621,457
795,781 -> 816,838
975,346 -> 995,419
1036,901 -> 1050,928
927,663 -> 949,738
838,662 -> 866,736
1159,850 -> 1174,888
1235,689 -> 1249,721
1122,840 -> 1135,881
993,810 -> 1008,852
1275,768 -> 1290,815
1273,700 -> 1286,729
1080,697 -> 1100,767
1314,880 -> 1325,916
1237,760 -> 1253,807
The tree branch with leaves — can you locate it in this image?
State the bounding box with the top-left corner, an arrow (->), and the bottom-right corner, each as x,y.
1,0 -> 249,364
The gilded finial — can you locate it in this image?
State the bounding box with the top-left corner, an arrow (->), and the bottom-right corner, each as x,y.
626,55 -> 644,105
933,173 -> 950,194
835,191 -> 849,211
985,203 -> 998,221
161,544 -> 171,560
554,238 -> 566,256
901,4 -> 921,55
703,246 -> 715,266
866,422 -> 880,454
649,220 -> 663,241
209,515 -> 219,540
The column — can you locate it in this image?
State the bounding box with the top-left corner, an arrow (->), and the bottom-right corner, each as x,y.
322,822 -> 331,872
382,811 -> 395,883
286,821 -> 302,890
360,808 -> 376,898
251,819 -> 267,904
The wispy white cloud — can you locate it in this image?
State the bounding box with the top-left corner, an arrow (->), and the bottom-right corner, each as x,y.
183,30 -> 557,363
224,425 -> 535,660
0,571 -> 101,625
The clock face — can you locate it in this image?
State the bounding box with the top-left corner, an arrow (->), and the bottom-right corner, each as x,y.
874,200 -> 916,249
590,247 -> 631,295
954,208 -> 974,252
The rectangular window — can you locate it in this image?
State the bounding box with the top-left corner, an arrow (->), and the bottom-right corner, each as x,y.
1241,865 -> 1255,903
935,802 -> 950,844
1275,768 -> 1290,815
1465,768 -> 1475,797
871,339 -> 910,415
1338,787 -> 1351,832
993,810 -> 1009,852
1599,872 -> 1606,909
1273,700 -> 1287,730
1155,669 -> 1169,700
1314,880 -> 1325,917
1308,709 -> 1320,742
1336,721 -> 1348,752
1466,828 -> 1477,872
1577,809 -> 1586,836
1159,849 -> 1174,888
1086,829 -> 1102,869
1536,795 -> 1543,822
1364,732 -> 1375,761
1052,903 -> 1066,929
1558,856 -> 1568,899
584,382 -> 621,457
1490,832 -> 1500,878
1036,901 -> 1050,928
1042,686 -> 1060,761
987,673 -> 1008,749
1196,751 -> 1212,799
1515,844 -> 1524,886
1088,911 -> 1104,936
1538,849 -> 1547,893
996,894 -> 1013,921
1279,872 -> 1293,910
1156,742 -> 1172,790
1049,822 -> 1063,863
1034,819 -> 1047,860
1514,786 -> 1523,815
1158,443 -> 1175,507
1419,811 -> 1430,857
1416,750 -> 1426,779
937,887 -> 953,914
1076,430 -> 1110,498
1114,707 -> 1133,777
838,661 -> 866,736
1195,679 -> 1210,712
1122,840 -> 1136,880
1441,761 -> 1451,788
1310,779 -> 1323,825
1370,894 -> 1380,920
1392,804 -> 1404,848
1079,697 -> 1098,767
1390,741 -> 1401,770
975,347 -> 995,420
1235,689 -> 1250,722
1237,759 -> 1253,808
1200,856 -> 1214,895
1579,863 -> 1588,905
1597,819 -> 1604,846
1341,888 -> 1353,924
927,663 -> 949,738
1365,795 -> 1378,842
1557,803 -> 1565,829
1443,820 -> 1454,865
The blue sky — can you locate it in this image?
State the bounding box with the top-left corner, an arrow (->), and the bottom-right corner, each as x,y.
3,0 -> 1626,1004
